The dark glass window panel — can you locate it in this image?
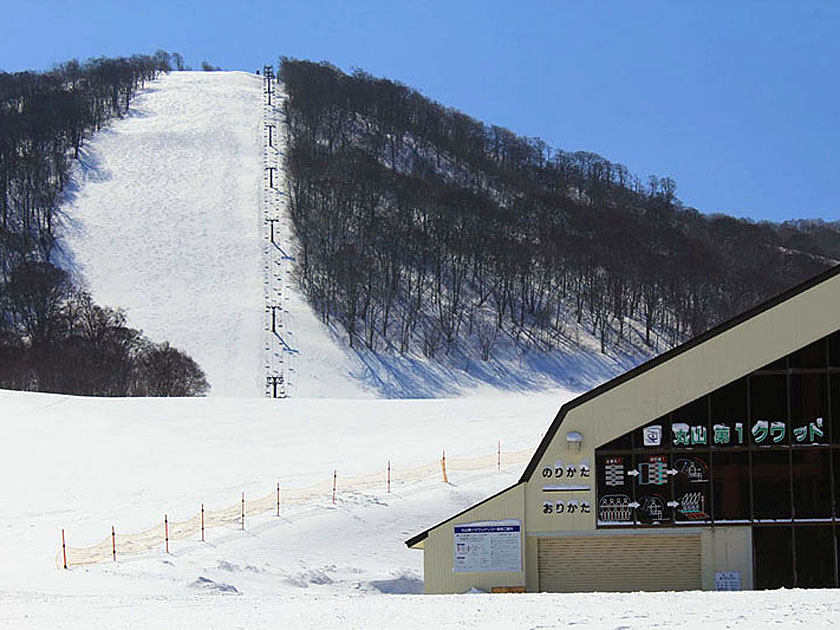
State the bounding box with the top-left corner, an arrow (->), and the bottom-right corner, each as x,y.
834,525 -> 840,586
633,453 -> 672,525
754,526 -> 794,589
832,375 -> 840,446
599,433 -> 633,450
789,339 -> 828,369
794,525 -> 836,588
791,450 -> 831,519
596,454 -> 634,525
757,356 -> 787,371
834,448 -> 840,518
790,373 -> 829,444
673,453 -> 710,522
837,527 -> 840,588
633,414 -> 669,450
829,330 -> 840,368
752,450 -> 791,519
596,453 -> 631,493
750,374 -> 789,445
712,451 -> 750,521
710,378 -> 747,427
669,397 -> 709,449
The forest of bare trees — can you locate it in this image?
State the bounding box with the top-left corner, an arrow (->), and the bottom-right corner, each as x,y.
280,58 -> 839,362
0,52 -> 209,396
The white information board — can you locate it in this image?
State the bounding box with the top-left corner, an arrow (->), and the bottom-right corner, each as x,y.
715,571 -> 742,591
453,519 -> 522,573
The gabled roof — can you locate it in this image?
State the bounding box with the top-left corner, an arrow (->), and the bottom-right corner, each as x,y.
518,262 -> 840,483
406,263 -> 840,548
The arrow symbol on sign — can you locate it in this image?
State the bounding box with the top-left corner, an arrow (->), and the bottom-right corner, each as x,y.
666,469 -> 679,476
667,500 -> 679,507
628,501 -> 641,509
627,470 -> 640,477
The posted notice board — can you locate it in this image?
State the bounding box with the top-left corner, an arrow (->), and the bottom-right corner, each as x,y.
453,520 -> 522,573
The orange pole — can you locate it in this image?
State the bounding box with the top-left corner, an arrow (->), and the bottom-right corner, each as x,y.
164,514 -> 169,554
441,451 -> 448,483
276,482 -> 281,517
201,503 -> 205,542
111,526 -> 116,562
61,529 -> 68,570
241,492 -> 245,531
387,460 -> 391,494
498,441 -> 501,470
332,469 -> 337,504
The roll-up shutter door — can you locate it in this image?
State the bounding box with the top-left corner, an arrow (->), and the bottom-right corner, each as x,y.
538,534 -> 701,592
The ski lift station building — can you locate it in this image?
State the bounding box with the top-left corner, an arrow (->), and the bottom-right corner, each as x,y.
407,265 -> 840,593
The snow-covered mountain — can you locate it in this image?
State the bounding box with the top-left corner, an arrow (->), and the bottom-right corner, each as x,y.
57,71 -> 637,400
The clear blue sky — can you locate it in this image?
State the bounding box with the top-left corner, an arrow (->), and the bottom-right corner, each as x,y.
2,0 -> 838,223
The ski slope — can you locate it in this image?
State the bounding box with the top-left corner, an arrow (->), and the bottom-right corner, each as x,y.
58,71 -> 367,398
59,71 -> 264,397
2,388 -> 839,629
57,70 -> 645,400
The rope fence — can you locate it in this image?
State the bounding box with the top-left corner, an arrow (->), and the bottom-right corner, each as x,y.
57,443 -> 534,569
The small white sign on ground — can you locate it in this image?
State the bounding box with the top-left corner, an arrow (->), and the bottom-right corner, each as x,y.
453,519 -> 521,573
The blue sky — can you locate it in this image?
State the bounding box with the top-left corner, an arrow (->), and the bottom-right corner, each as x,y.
2,1 -> 838,223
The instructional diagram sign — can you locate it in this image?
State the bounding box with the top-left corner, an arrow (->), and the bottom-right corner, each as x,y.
453,520 -> 522,573
715,571 -> 742,591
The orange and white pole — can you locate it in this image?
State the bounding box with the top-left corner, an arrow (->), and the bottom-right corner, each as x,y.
61,529 -> 68,570
441,451 -> 448,483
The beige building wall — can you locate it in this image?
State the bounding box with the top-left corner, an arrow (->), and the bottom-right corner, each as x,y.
421,483 -> 526,594
701,526 -> 753,590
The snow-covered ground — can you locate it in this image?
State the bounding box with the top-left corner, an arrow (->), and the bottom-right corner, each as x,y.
3,388 -> 840,629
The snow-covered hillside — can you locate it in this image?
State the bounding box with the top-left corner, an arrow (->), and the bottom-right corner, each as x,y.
58,72 -> 264,396
56,70 -> 643,400
3,388 -> 838,629
57,71 -> 368,398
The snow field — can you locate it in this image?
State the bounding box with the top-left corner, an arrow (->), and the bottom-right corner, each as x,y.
0,388 -> 562,589
4,388 -> 840,628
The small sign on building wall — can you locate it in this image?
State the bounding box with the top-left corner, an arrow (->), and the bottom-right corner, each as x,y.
715,571 -> 741,591
453,520 -> 521,573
